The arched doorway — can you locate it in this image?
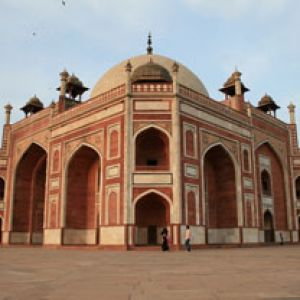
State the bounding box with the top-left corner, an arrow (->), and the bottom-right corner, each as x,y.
64,146 -> 100,245
135,127 -> 169,170
0,177 -> 4,202
264,210 -> 274,243
12,143 -> 47,244
204,145 -> 237,230
295,177 -> 300,200
135,192 -> 170,245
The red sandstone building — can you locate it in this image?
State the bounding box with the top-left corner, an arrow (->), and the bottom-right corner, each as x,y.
0,39 -> 300,249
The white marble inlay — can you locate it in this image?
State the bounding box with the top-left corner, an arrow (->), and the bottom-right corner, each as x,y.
133,173 -> 172,184
185,164 -> 198,178
243,178 -> 253,189
106,164 -> 120,178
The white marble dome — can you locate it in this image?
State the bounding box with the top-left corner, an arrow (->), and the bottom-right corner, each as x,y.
90,54 -> 209,98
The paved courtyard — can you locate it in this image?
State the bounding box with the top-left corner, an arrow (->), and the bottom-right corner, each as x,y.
0,245 -> 300,300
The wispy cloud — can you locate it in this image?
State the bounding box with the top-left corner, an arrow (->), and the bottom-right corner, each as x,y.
181,0 -> 290,19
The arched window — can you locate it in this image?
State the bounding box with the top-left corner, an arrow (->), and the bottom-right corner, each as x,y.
0,178 -> 4,201
135,128 -> 169,170
295,177 -> 300,199
243,149 -> 249,172
261,170 -> 271,196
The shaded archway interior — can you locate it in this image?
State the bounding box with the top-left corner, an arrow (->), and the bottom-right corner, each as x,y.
66,146 -> 100,230
135,128 -> 169,170
264,210 -> 275,242
261,170 -> 271,196
295,177 -> 300,199
135,193 -> 170,245
204,145 -> 237,228
256,144 -> 288,230
0,178 -> 4,201
12,144 -> 47,242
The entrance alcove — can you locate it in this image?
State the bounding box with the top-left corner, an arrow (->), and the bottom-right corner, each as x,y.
135,192 -> 170,245
264,210 -> 274,243
64,145 -> 100,245
256,143 -> 288,231
11,143 -> 47,244
135,128 -> 169,171
204,145 -> 238,244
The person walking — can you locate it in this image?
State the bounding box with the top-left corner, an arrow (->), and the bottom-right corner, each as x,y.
161,227 -> 169,251
185,225 -> 191,252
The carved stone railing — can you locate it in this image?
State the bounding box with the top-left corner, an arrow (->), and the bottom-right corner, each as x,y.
132,83 -> 173,93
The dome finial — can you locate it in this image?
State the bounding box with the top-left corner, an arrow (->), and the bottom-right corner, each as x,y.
147,32 -> 153,55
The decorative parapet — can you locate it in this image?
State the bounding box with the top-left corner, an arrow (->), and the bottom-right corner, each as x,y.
178,85 -> 250,126
11,107 -> 52,131
52,84 -> 126,126
132,83 -> 173,93
251,106 -> 289,130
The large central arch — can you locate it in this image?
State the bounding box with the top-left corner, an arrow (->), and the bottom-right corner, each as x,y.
64,145 -> 100,245
203,145 -> 238,233
256,142 -> 288,232
135,192 -> 170,246
11,143 -> 47,244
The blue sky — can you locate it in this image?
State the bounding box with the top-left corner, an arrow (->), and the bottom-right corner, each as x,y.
1,0 -> 300,134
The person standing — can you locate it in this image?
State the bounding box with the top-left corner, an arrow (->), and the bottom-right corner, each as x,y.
185,225 -> 191,252
161,227 -> 169,251
280,232 -> 284,245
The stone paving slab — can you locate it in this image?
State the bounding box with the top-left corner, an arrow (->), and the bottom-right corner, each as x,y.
0,245 -> 300,299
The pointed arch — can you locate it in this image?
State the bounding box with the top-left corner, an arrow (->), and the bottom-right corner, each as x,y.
201,142 -> 242,231
15,142 -> 47,167
11,143 -> 47,244
63,144 -> 101,245
255,141 -> 288,231
134,125 -> 170,171
133,124 -> 171,140
133,189 -> 172,210
255,140 -> 285,166
62,142 -> 103,225
202,143 -> 238,229
134,190 -> 171,246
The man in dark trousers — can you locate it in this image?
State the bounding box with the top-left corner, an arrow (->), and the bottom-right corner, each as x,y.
185,225 -> 191,252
